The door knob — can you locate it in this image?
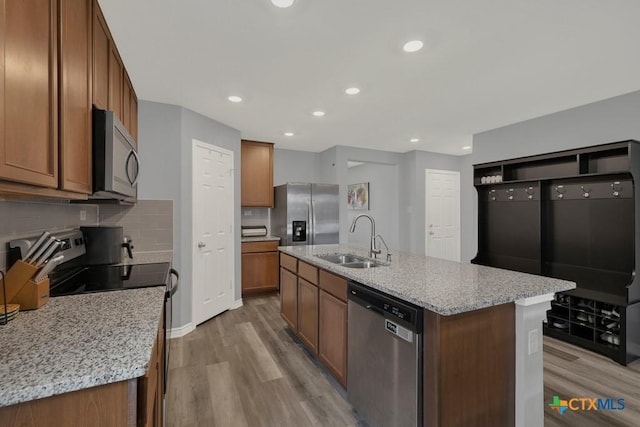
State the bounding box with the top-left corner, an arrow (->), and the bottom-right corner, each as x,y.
198,242 -> 206,248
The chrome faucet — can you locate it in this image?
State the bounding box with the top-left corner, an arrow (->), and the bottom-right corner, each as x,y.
349,214 -> 382,259
375,234 -> 392,262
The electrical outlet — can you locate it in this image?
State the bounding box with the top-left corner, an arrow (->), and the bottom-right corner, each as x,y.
79,210 -> 86,221
244,210 -> 252,216
528,329 -> 539,355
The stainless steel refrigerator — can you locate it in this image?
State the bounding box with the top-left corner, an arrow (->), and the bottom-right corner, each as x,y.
271,183 -> 339,246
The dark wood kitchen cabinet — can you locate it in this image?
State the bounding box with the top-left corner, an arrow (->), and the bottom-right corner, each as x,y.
473,140 -> 640,365
92,0 -> 137,142
59,0 -> 92,193
241,241 -> 279,296
0,0 -> 59,189
280,255 -> 298,331
318,270 -> 348,388
241,140 -> 274,207
0,0 -> 138,199
279,252 -> 349,387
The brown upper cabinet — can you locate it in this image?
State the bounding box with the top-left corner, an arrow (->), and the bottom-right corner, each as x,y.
59,0 -> 92,193
0,0 -> 138,199
0,0 -> 59,189
93,0 -> 137,141
241,140 -> 274,207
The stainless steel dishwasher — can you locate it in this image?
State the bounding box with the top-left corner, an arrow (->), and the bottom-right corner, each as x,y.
347,281 -> 423,427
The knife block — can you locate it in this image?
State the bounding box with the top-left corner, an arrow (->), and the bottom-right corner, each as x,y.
0,260 -> 41,307
11,278 -> 50,310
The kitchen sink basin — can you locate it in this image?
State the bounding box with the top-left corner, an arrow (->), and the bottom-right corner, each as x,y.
315,253 -> 386,268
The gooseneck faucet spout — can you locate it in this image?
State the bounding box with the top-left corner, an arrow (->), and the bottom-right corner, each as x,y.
349,214 -> 382,259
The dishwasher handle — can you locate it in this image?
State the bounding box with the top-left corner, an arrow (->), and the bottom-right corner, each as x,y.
366,304 -> 385,316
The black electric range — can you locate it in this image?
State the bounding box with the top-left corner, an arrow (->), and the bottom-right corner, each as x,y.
49,262 -> 171,297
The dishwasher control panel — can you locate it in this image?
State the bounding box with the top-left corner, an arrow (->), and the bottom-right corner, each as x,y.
348,281 -> 423,333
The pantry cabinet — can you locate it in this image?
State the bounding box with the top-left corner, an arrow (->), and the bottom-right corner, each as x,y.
241,140 -> 274,207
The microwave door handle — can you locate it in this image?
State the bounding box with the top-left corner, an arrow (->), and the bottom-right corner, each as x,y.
125,150 -> 135,185
130,149 -> 141,186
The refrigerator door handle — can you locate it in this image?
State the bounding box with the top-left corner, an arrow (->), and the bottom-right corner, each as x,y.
311,200 -> 317,245
307,200 -> 313,244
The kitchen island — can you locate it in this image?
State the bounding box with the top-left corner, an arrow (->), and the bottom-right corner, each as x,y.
0,286 -> 166,425
279,244 -> 576,427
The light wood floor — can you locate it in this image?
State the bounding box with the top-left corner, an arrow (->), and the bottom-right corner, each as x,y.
166,295 -> 640,426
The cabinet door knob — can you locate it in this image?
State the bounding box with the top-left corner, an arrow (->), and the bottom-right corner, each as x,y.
198,242 -> 206,248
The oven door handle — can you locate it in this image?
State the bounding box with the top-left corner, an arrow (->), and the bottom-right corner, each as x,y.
168,268 -> 179,297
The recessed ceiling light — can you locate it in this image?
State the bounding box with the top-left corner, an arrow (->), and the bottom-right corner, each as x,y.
271,0 -> 294,8
228,95 -> 242,103
345,87 -> 360,95
284,132 -> 294,137
312,111 -> 325,117
410,138 -> 420,143
403,40 -> 424,53
462,146 -> 472,150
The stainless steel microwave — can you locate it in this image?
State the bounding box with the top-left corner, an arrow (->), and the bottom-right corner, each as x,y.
91,107 -> 139,202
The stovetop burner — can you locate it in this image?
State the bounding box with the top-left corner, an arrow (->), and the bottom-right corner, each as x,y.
49,262 -> 171,297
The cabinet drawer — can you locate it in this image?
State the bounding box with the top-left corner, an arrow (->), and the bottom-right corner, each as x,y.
242,241 -> 279,253
319,270 -> 347,302
280,253 -> 297,273
298,261 -> 318,285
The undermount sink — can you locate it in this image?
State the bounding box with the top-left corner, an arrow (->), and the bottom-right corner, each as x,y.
315,253 -> 386,269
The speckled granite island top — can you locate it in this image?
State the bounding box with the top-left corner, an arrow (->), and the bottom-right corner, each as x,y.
279,245 -> 575,315
0,286 -> 165,407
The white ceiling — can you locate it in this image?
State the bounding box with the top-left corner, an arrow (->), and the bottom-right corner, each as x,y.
99,0 -> 640,155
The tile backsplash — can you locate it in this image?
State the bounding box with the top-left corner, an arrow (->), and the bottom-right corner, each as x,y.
0,200 -> 99,271
0,199 -> 173,272
98,200 -> 173,252
241,207 -> 270,233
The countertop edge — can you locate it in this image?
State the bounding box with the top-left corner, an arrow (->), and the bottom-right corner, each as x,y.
279,245 -> 576,316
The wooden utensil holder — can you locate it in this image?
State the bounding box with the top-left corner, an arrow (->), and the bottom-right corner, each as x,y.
0,260 -> 49,310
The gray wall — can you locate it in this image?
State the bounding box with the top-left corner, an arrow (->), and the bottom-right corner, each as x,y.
315,145 -> 463,255
346,163 -> 400,251
461,90 -> 640,262
138,100 -> 242,330
273,149 -> 320,185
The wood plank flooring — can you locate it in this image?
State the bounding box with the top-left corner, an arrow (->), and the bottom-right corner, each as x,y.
166,295 -> 640,426
166,295 -> 358,427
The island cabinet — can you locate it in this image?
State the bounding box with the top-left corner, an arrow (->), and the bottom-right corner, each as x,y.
473,140 -> 640,365
424,303 -> 515,426
279,252 -> 348,387
318,270 -> 348,388
241,241 -> 279,296
241,140 -> 274,207
297,261 -> 319,354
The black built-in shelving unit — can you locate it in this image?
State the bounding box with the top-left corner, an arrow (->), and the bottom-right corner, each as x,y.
472,140 -> 640,365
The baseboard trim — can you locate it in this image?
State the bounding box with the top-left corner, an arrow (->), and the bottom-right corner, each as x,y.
169,322 -> 195,339
231,298 -> 243,310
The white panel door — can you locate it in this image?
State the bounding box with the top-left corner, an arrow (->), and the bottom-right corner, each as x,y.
193,140 -> 234,325
425,169 -> 460,262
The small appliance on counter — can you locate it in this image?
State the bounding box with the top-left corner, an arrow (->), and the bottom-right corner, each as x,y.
80,226 -> 133,265
241,225 -> 268,238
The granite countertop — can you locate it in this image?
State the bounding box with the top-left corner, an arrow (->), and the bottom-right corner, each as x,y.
279,245 -> 575,316
0,286 -> 165,407
118,250 -> 173,266
241,236 -> 281,243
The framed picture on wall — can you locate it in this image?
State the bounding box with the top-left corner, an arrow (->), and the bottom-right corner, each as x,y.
347,182 -> 369,210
